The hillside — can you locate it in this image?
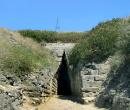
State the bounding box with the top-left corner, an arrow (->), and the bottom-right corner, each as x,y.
1,17 -> 130,110
0,28 -> 57,76
69,17 -> 130,110
0,28 -> 59,110
69,17 -> 130,66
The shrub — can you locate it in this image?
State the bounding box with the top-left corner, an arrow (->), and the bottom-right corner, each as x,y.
69,18 -> 124,66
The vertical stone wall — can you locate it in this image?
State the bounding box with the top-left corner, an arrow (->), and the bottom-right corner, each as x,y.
70,58 -> 112,103
69,64 -> 82,97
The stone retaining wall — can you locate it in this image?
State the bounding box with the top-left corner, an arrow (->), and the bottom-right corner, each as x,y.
22,68 -> 58,104
70,57 -> 112,103
0,68 -> 58,109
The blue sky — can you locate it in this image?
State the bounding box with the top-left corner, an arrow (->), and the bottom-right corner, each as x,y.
0,0 -> 130,32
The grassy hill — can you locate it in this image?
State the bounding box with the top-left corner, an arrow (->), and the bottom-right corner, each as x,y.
1,17 -> 130,74
69,17 -> 130,66
0,29 -> 57,76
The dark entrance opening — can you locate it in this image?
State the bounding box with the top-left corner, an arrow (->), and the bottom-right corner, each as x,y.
57,51 -> 71,95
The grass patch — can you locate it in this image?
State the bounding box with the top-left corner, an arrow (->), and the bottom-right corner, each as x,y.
69,18 -> 130,66
0,29 -> 57,76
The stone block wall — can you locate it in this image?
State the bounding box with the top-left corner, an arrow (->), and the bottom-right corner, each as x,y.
45,43 -> 75,65
70,57 -> 112,103
80,66 -> 108,103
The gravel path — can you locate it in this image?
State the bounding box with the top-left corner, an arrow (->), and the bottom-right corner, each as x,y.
38,96 -> 106,110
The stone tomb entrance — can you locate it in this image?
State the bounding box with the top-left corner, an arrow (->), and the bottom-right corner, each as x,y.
56,52 -> 71,95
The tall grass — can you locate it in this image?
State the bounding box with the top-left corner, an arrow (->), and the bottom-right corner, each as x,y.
0,29 -> 57,76
69,18 -> 128,66
18,30 -> 87,43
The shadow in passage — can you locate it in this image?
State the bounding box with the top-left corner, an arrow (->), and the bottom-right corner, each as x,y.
58,95 -> 84,104
56,52 -> 84,104
57,51 -> 71,96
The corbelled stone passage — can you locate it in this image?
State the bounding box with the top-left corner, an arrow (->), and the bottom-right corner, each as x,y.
56,51 -> 71,95
44,43 -> 75,96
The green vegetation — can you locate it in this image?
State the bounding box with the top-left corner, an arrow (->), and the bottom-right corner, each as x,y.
0,29 -> 56,76
69,18 -> 130,66
18,30 -> 87,43
2,17 -> 130,74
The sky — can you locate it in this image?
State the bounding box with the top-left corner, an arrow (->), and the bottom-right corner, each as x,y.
0,0 -> 130,32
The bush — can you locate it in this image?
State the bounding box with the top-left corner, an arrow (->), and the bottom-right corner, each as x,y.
69,18 -> 124,66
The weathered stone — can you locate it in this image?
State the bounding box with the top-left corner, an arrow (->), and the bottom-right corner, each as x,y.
81,87 -> 100,92
56,50 -> 64,57
82,97 -> 96,104
90,70 -> 99,75
81,69 -> 99,75
98,63 -> 111,75
0,74 -> 7,82
5,74 -> 21,86
70,56 -> 112,104
82,92 -> 98,97
81,75 -> 94,81
0,85 -> 22,110
94,75 -> 106,81
80,70 -> 91,75
45,43 -> 75,67
31,98 -> 42,105
82,80 -> 103,88
84,63 -> 97,70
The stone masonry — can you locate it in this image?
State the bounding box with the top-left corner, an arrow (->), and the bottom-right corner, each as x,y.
45,43 -> 112,104
45,43 -> 75,64
70,57 -> 112,104
44,43 -> 75,95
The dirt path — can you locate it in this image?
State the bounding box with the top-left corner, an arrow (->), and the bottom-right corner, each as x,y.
38,96 -> 106,110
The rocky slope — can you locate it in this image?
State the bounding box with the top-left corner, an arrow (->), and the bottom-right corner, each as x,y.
0,29 -> 58,110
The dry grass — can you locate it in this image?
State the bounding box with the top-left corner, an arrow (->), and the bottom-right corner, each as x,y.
0,28 -> 57,75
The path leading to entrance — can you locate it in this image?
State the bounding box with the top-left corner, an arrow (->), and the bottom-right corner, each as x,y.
38,96 -> 106,110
